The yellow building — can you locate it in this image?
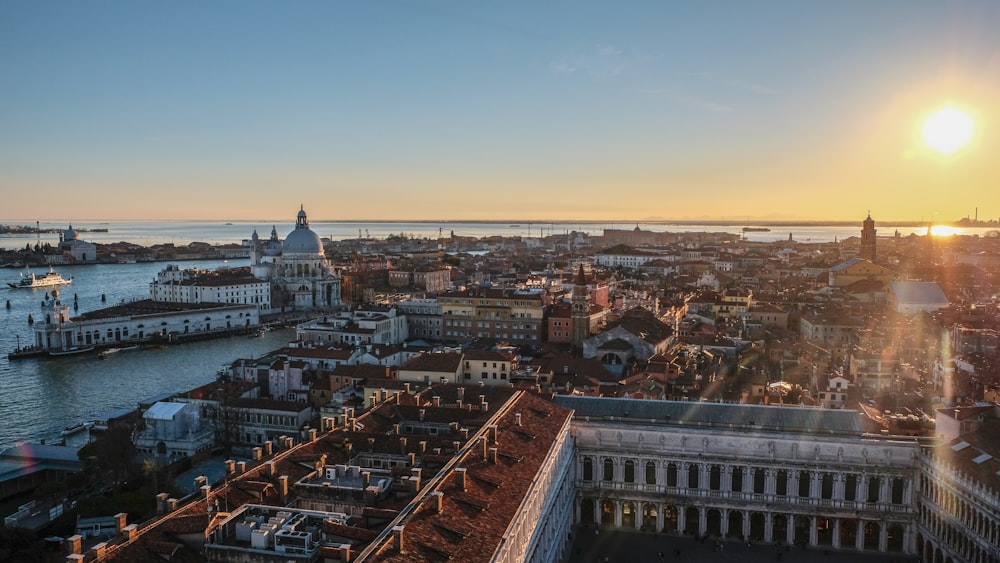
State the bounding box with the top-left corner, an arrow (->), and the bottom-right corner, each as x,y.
828,257 -> 894,287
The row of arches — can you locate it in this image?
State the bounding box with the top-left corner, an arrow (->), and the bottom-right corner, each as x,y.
920,471 -> 999,548
581,457 -> 908,504
579,498 -> 906,551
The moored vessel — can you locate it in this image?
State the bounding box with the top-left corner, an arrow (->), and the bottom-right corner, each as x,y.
7,267 -> 73,289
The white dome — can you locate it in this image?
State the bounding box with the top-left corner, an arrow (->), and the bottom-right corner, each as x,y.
63,225 -> 79,241
283,228 -> 323,254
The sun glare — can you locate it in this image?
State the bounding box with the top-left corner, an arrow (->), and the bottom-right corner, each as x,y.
928,225 -> 961,237
922,107 -> 974,154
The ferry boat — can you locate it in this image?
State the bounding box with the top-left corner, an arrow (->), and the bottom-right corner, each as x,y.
7,267 -> 73,289
741,226 -> 771,233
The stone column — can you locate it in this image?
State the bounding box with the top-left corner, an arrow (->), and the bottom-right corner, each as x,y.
855,521 -> 864,550
596,500 -> 603,526
722,466 -> 733,493
786,517 -> 794,545
879,522 -> 888,552
677,505 -> 686,534
880,477 -> 890,505
764,513 -> 774,543
832,518 -> 841,548
743,510 -> 751,540
613,500 -> 622,528
721,509 -> 729,537
765,469 -> 776,495
809,473 -> 820,500
574,497 -> 582,524
699,464 -> 708,491
833,473 -> 845,500
743,466 -> 753,494
858,475 -> 869,503
789,472 -> 800,499
656,503 -> 665,532
699,507 -> 707,536
636,503 -> 643,531
809,516 -> 818,546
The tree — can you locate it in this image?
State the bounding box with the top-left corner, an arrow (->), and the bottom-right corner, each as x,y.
78,426 -> 137,486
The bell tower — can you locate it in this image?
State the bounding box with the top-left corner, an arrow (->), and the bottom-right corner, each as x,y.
571,264 -> 591,350
860,213 -> 877,262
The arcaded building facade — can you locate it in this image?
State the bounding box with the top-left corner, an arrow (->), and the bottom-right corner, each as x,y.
556,396 -> 921,556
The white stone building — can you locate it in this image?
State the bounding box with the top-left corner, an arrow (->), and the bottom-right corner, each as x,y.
150,265 -> 271,312
249,206 -> 342,311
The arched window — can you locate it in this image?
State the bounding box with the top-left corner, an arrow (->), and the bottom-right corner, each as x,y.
891,477 -> 905,504
709,465 -> 721,490
776,470 -> 788,496
582,457 -> 593,481
624,460 -> 635,483
844,474 -> 857,501
688,464 -> 699,489
646,461 -> 656,485
603,458 -> 614,482
868,476 -> 881,503
821,473 -> 834,499
732,467 -> 743,492
754,468 -> 765,494
798,471 -> 811,497
667,463 -> 678,487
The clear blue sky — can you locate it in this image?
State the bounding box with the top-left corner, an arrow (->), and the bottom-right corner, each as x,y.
2,1 -> 998,222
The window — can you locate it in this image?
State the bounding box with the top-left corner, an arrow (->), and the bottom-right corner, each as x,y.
646,461 -> 656,485
776,470 -> 788,496
732,467 -> 743,492
688,465 -> 699,489
624,460 -> 635,483
799,471 -> 811,497
709,466 -> 721,490
582,457 -> 593,481
667,463 -> 677,487
603,458 -> 614,481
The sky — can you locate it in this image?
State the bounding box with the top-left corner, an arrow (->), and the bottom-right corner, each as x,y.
1,1 -> 999,223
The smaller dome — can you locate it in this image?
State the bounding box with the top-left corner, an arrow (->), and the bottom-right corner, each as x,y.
63,225 -> 79,241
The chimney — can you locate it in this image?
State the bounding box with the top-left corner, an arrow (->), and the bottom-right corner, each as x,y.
455,468 -> 467,491
237,461 -> 247,474
345,407 -> 355,419
408,452 -> 416,466
432,396 -> 441,407
155,492 -> 170,514
453,441 -> 461,452
404,382 -> 411,393
264,441 -> 273,456
66,535 -> 82,555
515,412 -> 522,426
362,471 -> 371,487
194,475 -> 207,490
114,512 -> 127,533
482,401 -> 489,412
166,498 -> 179,511
419,409 -> 426,422
392,525 -> 406,553
264,461 -> 276,476
225,459 -> 236,474
252,447 -> 263,461
368,437 -> 376,452
308,428 -> 317,442
66,555 -> 84,562
456,399 -> 463,409
460,428 -> 469,440
201,484 -> 212,499
371,393 -> 379,407
400,437 -> 408,454
479,394 -> 485,405
457,387 -> 465,402
349,417 -> 357,431
488,447 -> 498,464
410,468 -> 422,491
91,543 -> 108,559
278,475 -> 289,502
380,388 -> 388,402
122,524 -> 138,541
393,423 -> 401,435
419,440 -> 427,454
345,442 -> 354,457
431,490 -> 444,513
340,544 -> 353,562
488,424 -> 498,443
480,436 -> 488,459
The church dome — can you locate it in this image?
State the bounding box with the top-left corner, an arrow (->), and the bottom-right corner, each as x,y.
283,228 -> 323,254
63,225 -> 79,241
282,205 -> 323,255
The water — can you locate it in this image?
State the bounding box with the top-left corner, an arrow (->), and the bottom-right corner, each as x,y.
3,220 -> 995,250
0,259 -> 291,449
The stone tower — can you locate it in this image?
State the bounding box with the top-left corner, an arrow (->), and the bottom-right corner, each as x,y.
860,213 -> 877,262
571,264 -> 591,350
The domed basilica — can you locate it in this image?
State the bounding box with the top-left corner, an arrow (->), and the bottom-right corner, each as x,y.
249,206 -> 342,310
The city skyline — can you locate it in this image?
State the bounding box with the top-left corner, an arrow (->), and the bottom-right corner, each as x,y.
2,1 -> 999,222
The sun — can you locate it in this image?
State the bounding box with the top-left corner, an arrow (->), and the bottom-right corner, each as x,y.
922,106 -> 974,154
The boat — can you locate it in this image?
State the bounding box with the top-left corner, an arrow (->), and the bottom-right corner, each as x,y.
97,345 -> 140,359
48,346 -> 94,357
741,227 -> 771,232
7,267 -> 73,289
61,422 -> 93,437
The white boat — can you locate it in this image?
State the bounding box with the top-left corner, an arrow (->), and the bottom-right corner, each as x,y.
7,267 -> 73,289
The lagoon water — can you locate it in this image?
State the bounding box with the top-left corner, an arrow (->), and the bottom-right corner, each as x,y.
3,219 -> 993,251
